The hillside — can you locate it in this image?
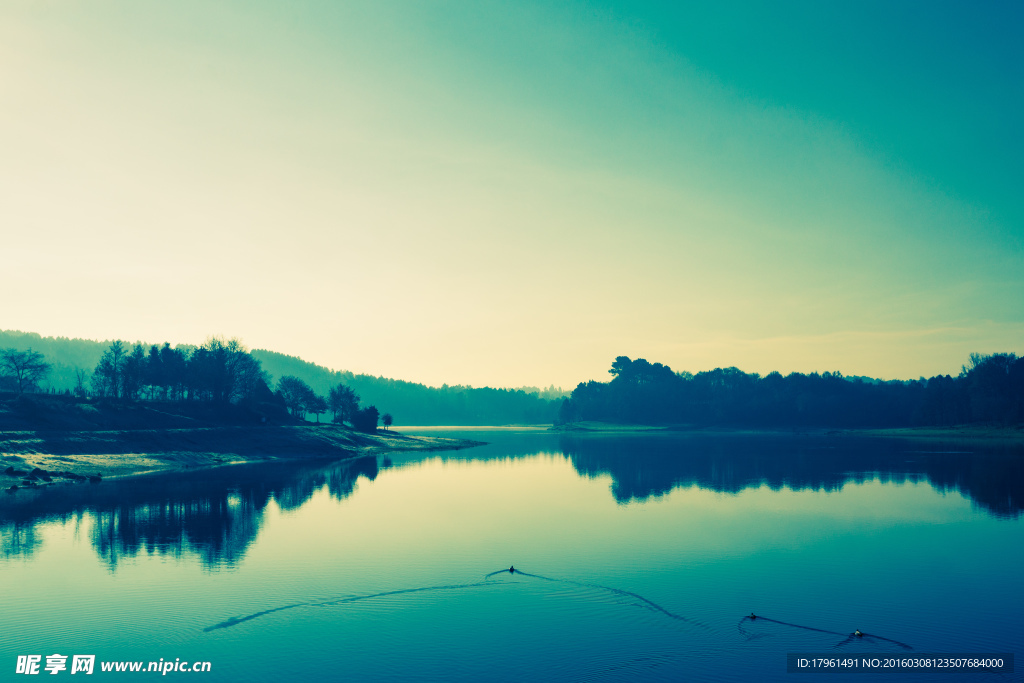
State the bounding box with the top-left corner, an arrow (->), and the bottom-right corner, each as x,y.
0,330 -> 559,425
251,349 -> 558,425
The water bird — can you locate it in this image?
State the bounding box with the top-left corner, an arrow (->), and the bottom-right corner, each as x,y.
855,629 -> 863,637
509,565 -> 515,574
749,613 -> 756,620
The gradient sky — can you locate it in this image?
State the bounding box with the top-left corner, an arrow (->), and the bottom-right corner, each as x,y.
1,0 -> 1021,388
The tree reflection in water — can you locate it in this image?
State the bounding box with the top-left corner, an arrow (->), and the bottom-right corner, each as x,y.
558,433 -> 1024,518
0,456 -> 378,567
2,433 -> 1021,568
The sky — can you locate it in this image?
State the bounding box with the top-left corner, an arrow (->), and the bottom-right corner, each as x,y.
1,0 -> 1021,388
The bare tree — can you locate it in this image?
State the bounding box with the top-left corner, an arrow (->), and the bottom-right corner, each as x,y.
0,348 -> 51,394
74,367 -> 90,398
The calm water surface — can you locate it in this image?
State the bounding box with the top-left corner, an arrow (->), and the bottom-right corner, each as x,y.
1,430 -> 1022,681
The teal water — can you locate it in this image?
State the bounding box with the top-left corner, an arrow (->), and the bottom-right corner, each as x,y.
1,430 -> 1022,681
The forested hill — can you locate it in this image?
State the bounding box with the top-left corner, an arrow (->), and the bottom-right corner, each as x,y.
559,354 -> 1024,428
250,349 -> 557,425
0,331 -> 558,426
0,331 -> 108,390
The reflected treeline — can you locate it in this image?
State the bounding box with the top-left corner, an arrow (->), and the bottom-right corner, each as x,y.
559,433 -> 1024,518
0,457 -> 379,567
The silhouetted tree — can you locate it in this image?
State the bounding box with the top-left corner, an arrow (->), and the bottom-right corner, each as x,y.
964,353 -> 1022,424
562,354 -> 1017,429
92,341 -> 127,399
382,413 -> 393,430
0,348 -> 51,394
278,376 -> 313,418
328,384 -> 360,424
121,343 -> 146,401
352,405 -> 380,433
162,344 -> 188,400
558,397 -> 581,424
307,394 -> 328,423
144,344 -> 165,399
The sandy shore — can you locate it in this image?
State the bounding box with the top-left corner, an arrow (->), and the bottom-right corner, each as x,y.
1,424 -> 483,491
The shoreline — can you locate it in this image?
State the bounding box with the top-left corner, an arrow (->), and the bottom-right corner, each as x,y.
1,424 -> 484,495
550,421 -> 1024,443
833,425 -> 1024,443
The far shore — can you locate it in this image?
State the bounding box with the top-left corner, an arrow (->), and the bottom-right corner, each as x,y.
1,424 -> 483,495
833,424 -> 1024,443
5,420 -> 1021,499
551,421 -> 1024,443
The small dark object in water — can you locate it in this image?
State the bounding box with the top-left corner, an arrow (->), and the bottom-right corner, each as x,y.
855,629 -> 863,637
509,566 -> 515,574
750,613 -> 757,620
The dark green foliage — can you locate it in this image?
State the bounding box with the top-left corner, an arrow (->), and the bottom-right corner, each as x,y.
306,394 -> 328,423
328,384 -> 359,425
89,338 -> 272,407
277,376 -> 316,418
560,354 -> 1024,428
92,341 -> 127,399
352,405 -> 380,433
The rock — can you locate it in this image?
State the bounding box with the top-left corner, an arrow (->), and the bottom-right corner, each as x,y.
29,468 -> 53,482
6,485 -> 17,493
88,475 -> 102,484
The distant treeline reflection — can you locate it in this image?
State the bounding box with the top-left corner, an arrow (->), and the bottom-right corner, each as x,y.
0,457 -> 378,566
3,434 -> 1021,566
560,433 -> 1024,517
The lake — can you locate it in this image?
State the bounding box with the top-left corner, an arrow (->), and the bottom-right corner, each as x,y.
1,429 -> 1021,681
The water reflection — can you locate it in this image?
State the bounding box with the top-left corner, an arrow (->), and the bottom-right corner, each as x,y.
0,456 -> 378,567
559,433 -> 1024,517
2,432 -> 1021,571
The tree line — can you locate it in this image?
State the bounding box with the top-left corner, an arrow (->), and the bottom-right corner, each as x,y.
276,374 -> 392,431
0,338 -> 392,433
558,353 -> 1024,428
0,331 -> 561,426
251,349 -> 560,425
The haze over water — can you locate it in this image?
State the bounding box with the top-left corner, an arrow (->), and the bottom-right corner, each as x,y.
2,430 -> 1021,681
